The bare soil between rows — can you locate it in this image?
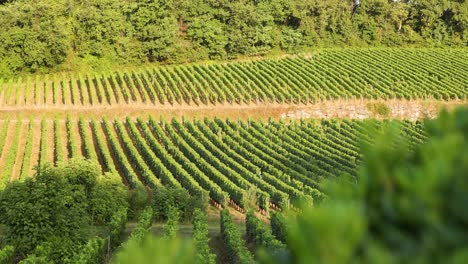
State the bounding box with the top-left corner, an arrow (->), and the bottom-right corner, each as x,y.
0,99 -> 465,121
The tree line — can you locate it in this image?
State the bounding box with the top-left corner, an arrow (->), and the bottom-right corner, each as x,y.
0,0 -> 466,78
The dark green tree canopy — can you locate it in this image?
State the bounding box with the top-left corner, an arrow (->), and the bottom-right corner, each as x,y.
0,159 -> 128,261
0,0 -> 466,78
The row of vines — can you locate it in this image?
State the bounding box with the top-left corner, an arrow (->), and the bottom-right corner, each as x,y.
0,117 -> 427,211
0,49 -> 466,106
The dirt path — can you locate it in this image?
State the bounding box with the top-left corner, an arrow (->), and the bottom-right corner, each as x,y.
28,121 -> 41,177
0,84 -> 5,106
35,79 -> 44,106
58,120 -> 69,163
6,82 -> 17,106
45,121 -> 55,164
69,118 -> 84,158
0,99 -> 465,121
0,121 -> 15,164
10,122 -> 29,181
0,121 -> 18,182
16,82 -> 26,106
25,80 -> 34,106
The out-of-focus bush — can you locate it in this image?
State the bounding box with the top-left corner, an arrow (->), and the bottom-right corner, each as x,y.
152,187 -> 207,223
112,236 -> 194,264
262,107 -> 468,264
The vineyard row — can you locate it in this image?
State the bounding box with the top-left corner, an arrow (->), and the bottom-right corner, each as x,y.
0,117 -> 427,209
0,49 -> 466,107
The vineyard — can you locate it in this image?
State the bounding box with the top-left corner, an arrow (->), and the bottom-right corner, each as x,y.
0,49 -> 466,108
0,117 -> 427,209
0,46 -> 466,263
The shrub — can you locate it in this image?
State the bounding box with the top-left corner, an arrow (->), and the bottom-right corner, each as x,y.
0,245 -> 15,263
152,187 -> 206,222
366,102 -> 390,116
262,108 -> 468,264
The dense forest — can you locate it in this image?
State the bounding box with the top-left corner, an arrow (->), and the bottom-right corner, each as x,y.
0,0 -> 466,78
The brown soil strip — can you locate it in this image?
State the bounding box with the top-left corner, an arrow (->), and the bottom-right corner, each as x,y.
0,121 -> 14,161
6,83 -> 15,106
84,120 -> 100,163
86,76 -> 100,106
25,81 -> 35,105
0,83 -> 5,107
70,119 -> 84,158
69,77 -> 80,105
16,82 -> 26,106
35,79 -> 44,106
0,121 -> 16,180
28,120 -> 41,177
104,77 -> 118,105
45,80 -> 54,105
59,120 -> 69,162
10,122 -> 29,180
61,77 -> 71,105
79,77 -> 91,106
54,78 -> 63,106
45,120 -> 55,164
0,99 -> 465,121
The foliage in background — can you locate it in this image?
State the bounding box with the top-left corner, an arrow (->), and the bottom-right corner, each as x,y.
152,186 -> 207,223
0,0 -> 466,78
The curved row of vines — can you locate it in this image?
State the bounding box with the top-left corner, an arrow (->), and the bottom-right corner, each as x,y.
0,49 -> 466,107
0,117 -> 427,210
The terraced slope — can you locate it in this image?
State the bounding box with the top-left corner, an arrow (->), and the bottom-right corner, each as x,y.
0,117 -> 427,209
0,49 -> 466,108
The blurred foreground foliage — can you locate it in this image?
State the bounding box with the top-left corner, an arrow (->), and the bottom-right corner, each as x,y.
114,107 -> 467,264
1,107 -> 467,263
264,107 -> 468,264
112,236 -> 194,264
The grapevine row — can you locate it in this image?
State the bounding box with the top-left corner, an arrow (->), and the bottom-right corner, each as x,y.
0,117 -> 430,211
0,49 -> 466,107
